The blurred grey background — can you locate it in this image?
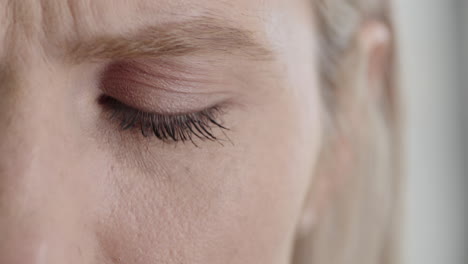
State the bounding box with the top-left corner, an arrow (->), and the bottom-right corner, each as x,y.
395,1 -> 467,264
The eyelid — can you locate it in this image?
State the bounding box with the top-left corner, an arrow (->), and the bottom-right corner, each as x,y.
99,59 -> 233,113
99,95 -> 229,144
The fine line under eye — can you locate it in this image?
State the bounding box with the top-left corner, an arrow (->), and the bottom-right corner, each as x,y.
98,95 -> 229,145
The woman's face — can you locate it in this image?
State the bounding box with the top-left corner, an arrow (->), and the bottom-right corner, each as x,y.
0,0 -> 323,263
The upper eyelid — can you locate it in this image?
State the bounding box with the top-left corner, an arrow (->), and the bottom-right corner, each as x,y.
101,59 -> 228,93
99,95 -> 225,118
105,72 -> 226,96
99,60 -> 238,114
99,95 -> 229,144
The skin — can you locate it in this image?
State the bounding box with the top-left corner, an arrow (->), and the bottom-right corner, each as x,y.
0,0 -> 324,263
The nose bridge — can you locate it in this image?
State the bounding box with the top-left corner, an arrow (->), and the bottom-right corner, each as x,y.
0,64 -> 65,186
0,65 -> 86,263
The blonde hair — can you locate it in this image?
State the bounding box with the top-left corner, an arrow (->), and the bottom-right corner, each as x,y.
292,1 -> 401,264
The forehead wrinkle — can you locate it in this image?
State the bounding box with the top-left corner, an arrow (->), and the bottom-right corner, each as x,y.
1,0 -> 97,62
39,1 -> 101,53
0,1 -> 10,59
0,0 -> 46,65
66,16 -> 275,63
6,0 -> 42,35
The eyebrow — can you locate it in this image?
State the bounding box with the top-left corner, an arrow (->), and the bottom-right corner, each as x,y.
67,17 -> 274,63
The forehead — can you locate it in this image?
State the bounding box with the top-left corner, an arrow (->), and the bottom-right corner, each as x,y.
0,0 -> 314,67
2,0 -> 268,43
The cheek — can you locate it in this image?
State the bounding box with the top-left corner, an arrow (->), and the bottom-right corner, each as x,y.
89,83 -> 322,264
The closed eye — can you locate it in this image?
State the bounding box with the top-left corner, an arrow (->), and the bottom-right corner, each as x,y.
98,95 -> 229,146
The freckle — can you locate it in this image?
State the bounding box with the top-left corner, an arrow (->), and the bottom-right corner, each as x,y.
77,246 -> 82,258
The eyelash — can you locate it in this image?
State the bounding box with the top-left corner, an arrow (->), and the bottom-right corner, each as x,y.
98,95 -> 229,145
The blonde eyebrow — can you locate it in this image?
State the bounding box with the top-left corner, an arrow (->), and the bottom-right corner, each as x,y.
67,17 -> 274,63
